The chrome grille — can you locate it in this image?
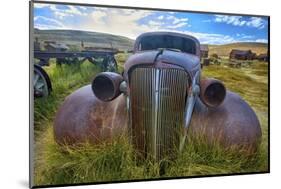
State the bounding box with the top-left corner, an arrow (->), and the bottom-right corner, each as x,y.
129,67 -> 189,161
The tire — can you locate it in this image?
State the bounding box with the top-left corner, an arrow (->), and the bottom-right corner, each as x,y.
102,55 -> 118,72
34,64 -> 52,98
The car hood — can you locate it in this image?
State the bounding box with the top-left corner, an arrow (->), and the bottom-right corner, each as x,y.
124,49 -> 201,81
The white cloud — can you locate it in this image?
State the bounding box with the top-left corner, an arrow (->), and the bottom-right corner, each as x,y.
167,22 -> 188,29
166,15 -> 188,24
214,15 -> 266,29
34,24 -> 66,30
90,10 -> 107,24
166,15 -> 174,20
34,16 -> 65,28
82,9 -> 192,38
80,8 -> 155,39
214,15 -> 246,26
151,29 -> 265,44
157,15 -> 164,20
46,5 -> 88,19
67,5 -> 85,16
246,17 -> 265,29
148,20 -> 164,26
34,5 -> 266,44
187,31 -> 236,44
173,18 -> 188,24
163,15 -> 189,28
255,39 -> 268,43
78,6 -> 87,11
34,4 -> 50,8
35,5 -> 192,38
236,33 -> 254,39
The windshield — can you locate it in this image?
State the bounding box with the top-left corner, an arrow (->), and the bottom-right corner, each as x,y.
137,35 -> 197,55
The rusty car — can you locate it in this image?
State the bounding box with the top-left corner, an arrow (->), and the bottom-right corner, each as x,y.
54,32 -> 262,162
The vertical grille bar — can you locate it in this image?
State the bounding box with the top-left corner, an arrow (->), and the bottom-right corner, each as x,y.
130,67 -> 189,161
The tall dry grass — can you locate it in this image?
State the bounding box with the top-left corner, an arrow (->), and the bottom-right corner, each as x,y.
33,56 -> 268,187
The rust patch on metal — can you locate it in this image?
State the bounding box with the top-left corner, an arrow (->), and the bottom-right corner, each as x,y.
54,85 -> 127,145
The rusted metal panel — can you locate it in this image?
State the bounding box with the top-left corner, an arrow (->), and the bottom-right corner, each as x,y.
54,86 -> 261,154
54,85 -> 128,145
189,91 -> 262,153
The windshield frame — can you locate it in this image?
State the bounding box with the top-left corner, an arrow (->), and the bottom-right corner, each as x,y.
134,32 -> 201,57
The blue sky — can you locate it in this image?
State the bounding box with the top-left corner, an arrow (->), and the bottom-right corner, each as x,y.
34,3 -> 268,44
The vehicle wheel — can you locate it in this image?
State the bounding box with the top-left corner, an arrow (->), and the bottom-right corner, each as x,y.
102,56 -> 118,72
34,64 -> 52,98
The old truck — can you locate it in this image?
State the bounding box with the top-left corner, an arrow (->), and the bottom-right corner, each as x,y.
54,32 -> 261,162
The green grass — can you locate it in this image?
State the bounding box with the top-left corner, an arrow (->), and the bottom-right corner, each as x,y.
34,126 -> 267,185
202,60 -> 268,111
115,52 -> 131,73
33,56 -> 268,186
201,60 -> 268,174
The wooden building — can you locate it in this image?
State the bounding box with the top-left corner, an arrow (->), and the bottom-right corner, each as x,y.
200,45 -> 209,58
257,53 -> 269,62
229,49 -> 255,60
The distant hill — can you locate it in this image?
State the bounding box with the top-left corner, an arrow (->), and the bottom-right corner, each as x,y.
34,28 -> 134,51
34,29 -> 268,56
208,42 -> 268,57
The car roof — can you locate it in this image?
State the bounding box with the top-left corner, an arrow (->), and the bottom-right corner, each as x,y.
134,31 -> 201,57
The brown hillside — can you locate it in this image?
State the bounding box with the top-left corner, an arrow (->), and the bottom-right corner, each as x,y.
208,42 -> 268,57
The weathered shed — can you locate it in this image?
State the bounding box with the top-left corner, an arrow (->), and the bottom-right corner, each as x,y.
200,44 -> 209,58
229,49 -> 255,60
257,53 -> 268,62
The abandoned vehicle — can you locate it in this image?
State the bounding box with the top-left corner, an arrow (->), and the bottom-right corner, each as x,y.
54,32 -> 262,161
